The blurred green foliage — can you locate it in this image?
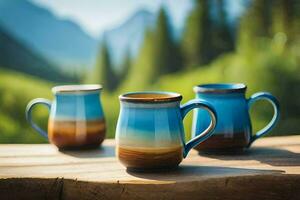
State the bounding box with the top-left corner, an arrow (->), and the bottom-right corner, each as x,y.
0,0 -> 299,143
181,0 -> 234,67
89,40 -> 119,91
0,69 -> 119,142
124,7 -> 183,89
0,69 -> 52,143
156,37 -> 300,138
111,0 -> 300,139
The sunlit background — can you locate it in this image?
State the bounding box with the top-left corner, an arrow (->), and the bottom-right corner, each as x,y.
0,0 -> 299,143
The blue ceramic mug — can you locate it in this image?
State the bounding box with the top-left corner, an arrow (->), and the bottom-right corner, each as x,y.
26,85 -> 106,149
192,83 -> 280,152
115,91 -> 217,170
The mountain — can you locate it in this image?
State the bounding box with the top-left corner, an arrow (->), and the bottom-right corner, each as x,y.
102,10 -> 156,68
0,0 -> 98,69
0,26 -> 76,82
0,0 -> 156,72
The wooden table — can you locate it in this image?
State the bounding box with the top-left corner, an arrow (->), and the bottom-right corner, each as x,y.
0,136 -> 299,200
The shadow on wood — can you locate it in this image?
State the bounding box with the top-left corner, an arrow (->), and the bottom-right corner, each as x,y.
126,165 -> 284,181
198,147 -> 300,166
59,145 -> 115,158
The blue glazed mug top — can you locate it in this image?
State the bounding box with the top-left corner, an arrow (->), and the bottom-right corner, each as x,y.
52,84 -> 102,94
116,91 -> 217,169
119,91 -> 183,103
192,83 -> 280,152
26,84 -> 106,149
193,83 -> 247,94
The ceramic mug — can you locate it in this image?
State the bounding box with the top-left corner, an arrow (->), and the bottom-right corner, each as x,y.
26,85 -> 106,149
192,83 -> 280,152
115,91 -> 217,170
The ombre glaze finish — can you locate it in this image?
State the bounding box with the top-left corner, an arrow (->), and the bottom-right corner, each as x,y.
192,84 -> 280,152
116,101 -> 184,169
116,92 -> 217,170
193,92 -> 251,151
49,91 -> 105,148
26,85 -> 106,149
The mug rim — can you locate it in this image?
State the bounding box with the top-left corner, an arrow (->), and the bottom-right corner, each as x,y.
119,91 -> 182,103
52,84 -> 102,94
193,83 -> 247,94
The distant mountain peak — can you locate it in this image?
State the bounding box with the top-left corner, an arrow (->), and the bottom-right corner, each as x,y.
101,9 -> 156,68
109,9 -> 154,33
0,0 -> 98,69
127,9 -> 154,22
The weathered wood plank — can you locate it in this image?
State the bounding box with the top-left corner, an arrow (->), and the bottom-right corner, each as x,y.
0,135 -> 299,199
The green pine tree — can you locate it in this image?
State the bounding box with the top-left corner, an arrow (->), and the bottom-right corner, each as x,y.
271,0 -> 300,43
119,49 -> 131,82
238,0 -> 272,49
125,30 -> 156,89
153,7 -> 182,75
92,40 -> 118,91
212,0 -> 234,56
181,0 -> 212,68
126,8 -> 182,89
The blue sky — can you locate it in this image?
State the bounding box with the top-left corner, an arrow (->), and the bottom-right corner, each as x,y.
30,0 -> 194,38
30,0 -> 244,38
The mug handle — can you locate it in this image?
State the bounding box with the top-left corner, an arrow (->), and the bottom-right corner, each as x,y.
247,92 -> 280,146
180,99 -> 217,158
25,98 -> 52,139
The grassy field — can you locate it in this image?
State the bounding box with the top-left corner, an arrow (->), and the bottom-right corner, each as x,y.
0,68 -> 53,143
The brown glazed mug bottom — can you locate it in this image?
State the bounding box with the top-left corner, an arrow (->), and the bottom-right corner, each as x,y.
117,146 -> 183,171
194,132 -> 250,154
48,119 -> 106,150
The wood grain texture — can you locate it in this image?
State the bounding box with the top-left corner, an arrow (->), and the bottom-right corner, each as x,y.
0,135 -> 299,200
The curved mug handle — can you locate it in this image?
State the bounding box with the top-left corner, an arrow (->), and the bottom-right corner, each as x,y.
180,99 -> 217,157
247,92 -> 280,146
25,98 -> 52,139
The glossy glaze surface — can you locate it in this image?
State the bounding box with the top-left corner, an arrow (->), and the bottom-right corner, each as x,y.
116,100 -> 184,169
116,91 -> 217,170
192,83 -> 280,152
26,85 -> 106,149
